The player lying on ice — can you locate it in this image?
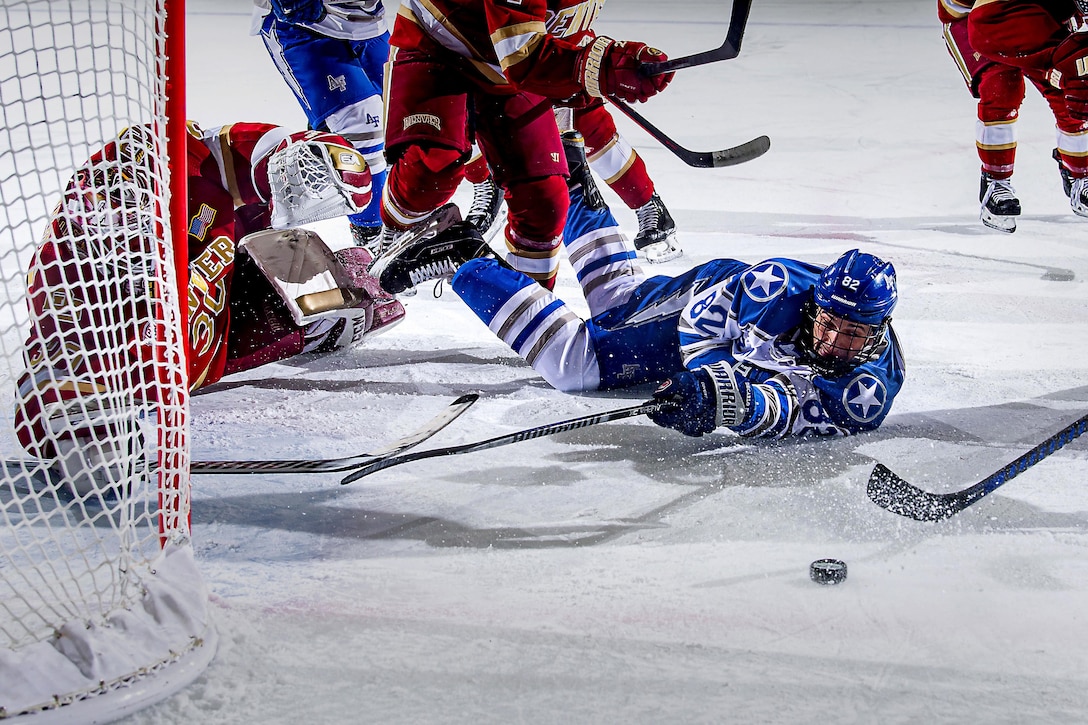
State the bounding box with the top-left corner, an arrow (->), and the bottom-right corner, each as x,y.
372,137 -> 906,439
16,122 -> 403,488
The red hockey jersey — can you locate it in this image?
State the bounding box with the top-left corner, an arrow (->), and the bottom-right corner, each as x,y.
391,0 -> 605,96
17,123 -> 304,456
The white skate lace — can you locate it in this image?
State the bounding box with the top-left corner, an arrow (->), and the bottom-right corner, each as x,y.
635,198 -> 660,233
408,259 -> 459,287
468,179 -> 499,219
984,178 -> 1017,205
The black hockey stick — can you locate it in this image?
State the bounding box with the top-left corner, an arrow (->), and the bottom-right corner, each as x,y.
340,399 -> 670,484
867,412 -> 1088,521
190,393 -> 478,475
609,97 -> 770,169
640,0 -> 754,76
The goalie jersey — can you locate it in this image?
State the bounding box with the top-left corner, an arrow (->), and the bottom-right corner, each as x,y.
15,122 -> 398,459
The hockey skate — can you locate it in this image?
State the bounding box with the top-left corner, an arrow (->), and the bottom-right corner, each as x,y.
979,172 -> 1020,233
633,192 -> 682,263
370,204 -> 493,295
1049,148 -> 1088,217
465,176 -> 507,242
1070,177 -> 1088,218
350,223 -> 383,255
1054,148 -> 1075,199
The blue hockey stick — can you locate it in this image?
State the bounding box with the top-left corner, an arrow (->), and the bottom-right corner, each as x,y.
867,412 -> 1088,521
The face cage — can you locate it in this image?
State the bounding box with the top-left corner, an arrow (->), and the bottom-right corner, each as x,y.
70,162 -> 157,241
800,300 -> 889,377
62,164 -> 159,292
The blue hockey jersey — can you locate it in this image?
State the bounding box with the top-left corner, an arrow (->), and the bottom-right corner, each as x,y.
671,258 -> 905,437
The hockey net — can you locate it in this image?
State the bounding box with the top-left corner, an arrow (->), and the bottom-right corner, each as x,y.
0,1 -> 215,722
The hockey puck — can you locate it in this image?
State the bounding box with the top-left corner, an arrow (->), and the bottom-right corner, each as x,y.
809,558 -> 847,585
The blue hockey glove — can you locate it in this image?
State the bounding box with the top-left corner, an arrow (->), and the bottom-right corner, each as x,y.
269,0 -> 327,24
649,363 -> 749,437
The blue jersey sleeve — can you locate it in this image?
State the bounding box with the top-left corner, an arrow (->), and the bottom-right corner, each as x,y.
676,259 -> 905,439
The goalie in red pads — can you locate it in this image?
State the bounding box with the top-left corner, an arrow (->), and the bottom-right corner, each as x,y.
16,122 -> 403,487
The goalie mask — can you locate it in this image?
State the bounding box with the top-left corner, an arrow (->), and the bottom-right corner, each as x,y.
57,125 -> 161,279
801,249 -> 897,377
263,131 -> 372,229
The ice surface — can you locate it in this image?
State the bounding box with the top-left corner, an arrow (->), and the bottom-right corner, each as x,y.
123,1 -> 1088,722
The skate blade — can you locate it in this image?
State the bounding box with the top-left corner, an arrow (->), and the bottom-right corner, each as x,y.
479,203 -> 508,244
642,236 -> 683,264
980,209 -> 1016,233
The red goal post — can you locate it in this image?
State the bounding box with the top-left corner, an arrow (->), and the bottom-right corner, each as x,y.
0,1 -> 215,722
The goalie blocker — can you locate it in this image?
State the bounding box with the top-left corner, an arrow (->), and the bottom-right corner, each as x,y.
15,122 -> 404,493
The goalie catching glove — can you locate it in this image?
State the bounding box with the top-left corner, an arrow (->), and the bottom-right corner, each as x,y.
649,362 -> 751,437
257,130 -> 372,229
577,37 -> 675,104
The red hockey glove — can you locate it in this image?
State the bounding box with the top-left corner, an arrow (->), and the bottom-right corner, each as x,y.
1052,35 -> 1088,122
577,37 -> 675,104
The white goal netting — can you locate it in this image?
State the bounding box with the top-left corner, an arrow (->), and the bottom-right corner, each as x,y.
0,1 -> 215,722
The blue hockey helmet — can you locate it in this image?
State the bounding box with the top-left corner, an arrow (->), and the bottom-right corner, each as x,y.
813,249 -> 897,325
802,250 -> 897,376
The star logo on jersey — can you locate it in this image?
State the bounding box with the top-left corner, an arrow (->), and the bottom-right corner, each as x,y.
841,373 -> 887,424
741,262 -> 789,302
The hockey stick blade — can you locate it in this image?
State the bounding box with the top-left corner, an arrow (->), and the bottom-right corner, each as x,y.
867,412 -> 1088,521
641,0 -> 754,75
609,98 -> 770,169
866,464 -> 986,522
340,400 -> 669,485
190,393 -> 478,475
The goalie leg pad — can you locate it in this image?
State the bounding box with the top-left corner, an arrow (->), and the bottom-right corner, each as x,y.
239,228 -> 376,326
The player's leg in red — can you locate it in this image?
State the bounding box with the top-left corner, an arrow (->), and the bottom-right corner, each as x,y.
476,91 -> 569,290
381,52 -> 472,245
945,11 -> 1024,231
575,100 -> 680,262
975,63 -> 1025,232
1031,65 -> 1088,217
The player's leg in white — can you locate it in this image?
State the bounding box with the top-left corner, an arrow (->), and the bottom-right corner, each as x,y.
258,23 -> 389,249
561,133 -> 646,317
563,186 -> 645,318
452,258 -> 602,392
